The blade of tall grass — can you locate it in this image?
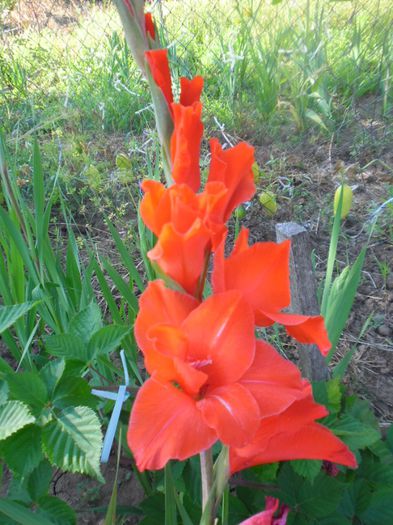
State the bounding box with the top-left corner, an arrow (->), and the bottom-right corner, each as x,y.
105,219 -> 144,292
321,186 -> 344,316
332,313 -> 373,379
325,247 -> 366,360
100,258 -> 139,316
103,427 -> 122,525
164,464 -> 177,525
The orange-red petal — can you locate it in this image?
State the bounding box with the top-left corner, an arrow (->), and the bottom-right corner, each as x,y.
212,238 -> 291,313
199,383 -> 260,447
139,180 -> 167,235
145,49 -> 173,106
140,181 -> 201,236
207,138 -> 255,221
146,324 -> 208,395
182,291 -> 255,385
170,102 -> 203,191
232,227 -> 250,256
230,395 -> 357,473
128,376 -> 216,471
144,13 -> 155,40
148,220 -> 211,295
261,312 -> 331,356
180,76 -> 204,106
134,280 -> 199,353
213,234 -> 331,353
239,340 -> 309,418
230,421 -> 357,473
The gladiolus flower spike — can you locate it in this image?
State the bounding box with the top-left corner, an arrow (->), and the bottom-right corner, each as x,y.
123,4 -> 357,522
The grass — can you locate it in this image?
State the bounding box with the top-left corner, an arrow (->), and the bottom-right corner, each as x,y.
1,0 -> 393,223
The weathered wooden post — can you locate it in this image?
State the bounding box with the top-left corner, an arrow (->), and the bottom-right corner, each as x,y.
276,222 -> 330,382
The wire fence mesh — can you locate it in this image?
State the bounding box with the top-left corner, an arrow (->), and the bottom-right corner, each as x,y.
1,0 -> 393,141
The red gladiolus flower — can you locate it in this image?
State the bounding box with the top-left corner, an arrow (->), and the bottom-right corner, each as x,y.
148,219 -> 212,295
170,102 -> 203,191
145,50 -> 203,112
129,281 -> 355,472
212,227 -> 331,355
144,12 -> 155,40
180,76 -> 204,106
139,180 -> 229,293
145,49 -> 173,106
129,282 -> 261,470
239,497 -> 289,525
207,139 -> 255,221
140,139 -> 256,237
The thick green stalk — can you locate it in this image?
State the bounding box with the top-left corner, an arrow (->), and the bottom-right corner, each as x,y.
113,0 -> 174,184
200,446 -> 230,525
200,448 -> 214,516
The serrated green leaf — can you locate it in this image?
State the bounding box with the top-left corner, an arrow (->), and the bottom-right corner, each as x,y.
331,415 -> 380,450
0,499 -> 53,525
42,406 -> 103,480
319,516 -> 352,525
278,465 -> 343,518
291,460 -> 322,481
249,462 -> 279,482
53,376 -> 97,410
27,460 -> 53,502
313,379 -> 342,414
299,473 -> 344,518
87,325 -> 130,359
339,479 -> 371,517
45,333 -> 87,361
358,453 -> 393,486
347,397 -> 379,428
68,302 -> 102,343
37,496 -> 76,525
39,359 -> 66,397
0,381 -> 9,405
0,302 -> 37,334
7,372 -> 48,412
0,401 -> 35,440
359,489 -> 393,525
368,439 -> 393,461
0,424 -> 42,476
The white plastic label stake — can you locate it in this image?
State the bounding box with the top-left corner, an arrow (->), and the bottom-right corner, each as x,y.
92,349 -> 130,463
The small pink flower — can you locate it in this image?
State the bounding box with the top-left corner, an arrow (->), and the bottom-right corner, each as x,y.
239,497 -> 289,525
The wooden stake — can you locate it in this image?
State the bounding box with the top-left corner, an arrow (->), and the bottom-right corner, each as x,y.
276,222 -> 329,381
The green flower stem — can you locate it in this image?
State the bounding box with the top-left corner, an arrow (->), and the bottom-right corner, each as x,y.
200,448 -> 214,514
200,446 -> 230,525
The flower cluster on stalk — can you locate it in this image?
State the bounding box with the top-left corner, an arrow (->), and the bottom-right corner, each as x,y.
122,9 -> 357,479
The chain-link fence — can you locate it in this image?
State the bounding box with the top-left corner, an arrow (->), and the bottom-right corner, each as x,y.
1,0 -> 393,142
